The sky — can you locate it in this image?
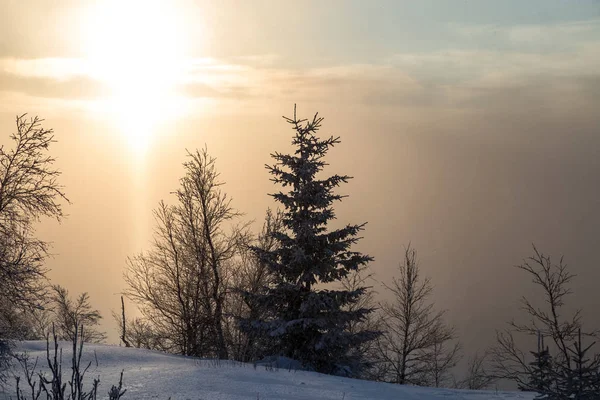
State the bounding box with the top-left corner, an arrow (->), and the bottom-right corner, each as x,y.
1,0 -> 600,372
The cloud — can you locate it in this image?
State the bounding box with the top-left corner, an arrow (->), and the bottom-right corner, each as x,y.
449,18 -> 600,47
0,70 -> 106,100
0,57 -> 428,106
1,17 -> 599,119
388,44 -> 600,84
0,57 -> 107,102
1,57 -> 91,79
506,19 -> 600,45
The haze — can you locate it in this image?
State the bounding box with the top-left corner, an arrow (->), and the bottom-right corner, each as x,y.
1,0 -> 599,362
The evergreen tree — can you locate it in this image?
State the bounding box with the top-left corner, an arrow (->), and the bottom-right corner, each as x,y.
524,329 -> 600,399
521,332 -> 555,399
560,329 -> 600,399
241,106 -> 378,375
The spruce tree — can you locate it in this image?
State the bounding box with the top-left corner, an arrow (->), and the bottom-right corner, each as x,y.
522,332 -> 555,399
241,106 -> 378,375
561,329 -> 600,399
525,329 -> 600,399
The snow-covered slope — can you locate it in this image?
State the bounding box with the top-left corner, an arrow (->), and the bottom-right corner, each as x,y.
2,341 -> 535,400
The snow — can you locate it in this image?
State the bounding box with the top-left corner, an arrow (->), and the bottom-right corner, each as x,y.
2,341 -> 536,400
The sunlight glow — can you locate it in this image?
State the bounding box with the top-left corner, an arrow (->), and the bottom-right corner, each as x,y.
82,0 -> 192,155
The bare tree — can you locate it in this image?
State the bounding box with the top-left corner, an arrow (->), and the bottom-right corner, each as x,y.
421,340 -> 462,388
489,245 -> 598,393
124,202 -> 204,355
13,323 -> 125,400
0,114 -> 68,386
225,209 -> 283,362
179,148 -> 243,360
0,295 -> 41,340
490,245 -> 579,384
490,329 -> 533,389
125,147 -> 244,359
0,114 -> 68,307
127,318 -> 162,350
376,245 -> 458,385
339,265 -> 381,379
455,351 -> 496,390
111,304 -> 163,351
50,285 -> 106,344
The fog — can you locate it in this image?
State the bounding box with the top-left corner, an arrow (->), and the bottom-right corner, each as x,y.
1,0 -> 599,389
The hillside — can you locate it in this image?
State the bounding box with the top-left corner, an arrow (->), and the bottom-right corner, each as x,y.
1,341 -> 535,400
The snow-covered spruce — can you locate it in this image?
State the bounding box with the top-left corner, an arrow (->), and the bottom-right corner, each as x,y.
240,106 -> 379,376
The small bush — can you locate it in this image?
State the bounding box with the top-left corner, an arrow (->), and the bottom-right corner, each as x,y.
13,324 -> 126,400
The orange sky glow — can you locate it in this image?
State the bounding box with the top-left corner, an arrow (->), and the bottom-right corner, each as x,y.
1,0 -> 599,354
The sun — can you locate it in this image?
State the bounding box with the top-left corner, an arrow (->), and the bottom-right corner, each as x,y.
82,0 -> 190,155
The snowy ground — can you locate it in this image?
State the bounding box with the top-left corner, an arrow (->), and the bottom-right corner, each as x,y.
1,341 -> 535,400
